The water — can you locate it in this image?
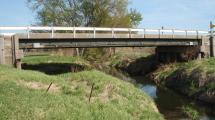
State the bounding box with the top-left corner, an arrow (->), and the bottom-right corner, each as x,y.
22,64 -> 215,120
100,67 -> 215,120
134,76 -> 215,120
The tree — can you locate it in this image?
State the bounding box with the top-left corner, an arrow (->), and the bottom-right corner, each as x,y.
27,0 -> 142,58
28,0 -> 142,27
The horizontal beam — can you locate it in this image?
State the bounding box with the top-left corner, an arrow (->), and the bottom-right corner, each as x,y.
19,38 -> 200,49
0,26 -> 209,36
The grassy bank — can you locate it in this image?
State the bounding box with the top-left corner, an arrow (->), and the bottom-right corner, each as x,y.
22,55 -> 91,67
109,54 -> 157,76
0,55 -> 163,119
152,58 -> 215,104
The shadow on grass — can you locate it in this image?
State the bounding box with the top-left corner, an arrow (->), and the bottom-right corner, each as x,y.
22,63 -> 85,75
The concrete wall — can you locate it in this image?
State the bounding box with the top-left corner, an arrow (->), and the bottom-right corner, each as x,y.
0,36 -> 16,66
4,36 -> 14,66
0,37 -> 4,64
210,37 -> 215,57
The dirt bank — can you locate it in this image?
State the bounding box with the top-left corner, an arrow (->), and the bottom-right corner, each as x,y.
151,59 -> 215,105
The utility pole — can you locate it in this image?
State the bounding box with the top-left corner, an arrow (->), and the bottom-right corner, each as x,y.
210,21 -> 215,57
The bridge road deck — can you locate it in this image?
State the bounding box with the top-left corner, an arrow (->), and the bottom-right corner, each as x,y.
0,27 -> 208,49
16,33 -> 203,49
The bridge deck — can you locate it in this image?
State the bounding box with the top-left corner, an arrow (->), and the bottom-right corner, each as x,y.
16,33 -> 202,48
0,26 -> 208,48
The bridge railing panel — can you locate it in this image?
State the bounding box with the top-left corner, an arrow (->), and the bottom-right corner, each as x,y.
0,26 -> 209,39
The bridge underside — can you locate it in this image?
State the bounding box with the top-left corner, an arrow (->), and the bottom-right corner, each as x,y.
19,38 -> 200,49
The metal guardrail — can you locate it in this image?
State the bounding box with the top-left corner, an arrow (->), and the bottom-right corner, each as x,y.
0,26 -> 209,39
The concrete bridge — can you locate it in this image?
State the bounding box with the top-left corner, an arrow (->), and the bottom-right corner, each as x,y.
0,26 -> 214,68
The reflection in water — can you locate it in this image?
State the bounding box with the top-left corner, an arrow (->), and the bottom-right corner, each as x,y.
104,68 -> 215,120
134,76 -> 215,120
139,84 -> 157,99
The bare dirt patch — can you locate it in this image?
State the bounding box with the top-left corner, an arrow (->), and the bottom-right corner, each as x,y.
17,80 -> 60,93
98,84 -> 113,102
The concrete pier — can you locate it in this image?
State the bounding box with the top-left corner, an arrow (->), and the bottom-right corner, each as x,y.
210,36 -> 215,57
0,36 -> 4,64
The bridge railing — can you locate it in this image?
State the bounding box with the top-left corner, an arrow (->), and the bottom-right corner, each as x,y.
0,26 -> 209,39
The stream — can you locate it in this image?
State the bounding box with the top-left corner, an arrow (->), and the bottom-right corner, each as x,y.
22,64 -> 215,120
110,69 -> 215,120
135,76 -> 214,120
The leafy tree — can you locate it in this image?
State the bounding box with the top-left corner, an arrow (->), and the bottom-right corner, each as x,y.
27,0 -> 142,58
28,0 -> 142,27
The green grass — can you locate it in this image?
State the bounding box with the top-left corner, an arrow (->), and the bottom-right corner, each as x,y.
0,65 -> 163,120
182,106 -> 200,120
153,58 -> 215,98
108,51 -> 152,67
22,55 -> 91,67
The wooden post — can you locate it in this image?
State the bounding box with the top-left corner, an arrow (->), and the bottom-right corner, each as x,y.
89,83 -> 95,103
16,59 -> 22,69
46,82 -> 53,92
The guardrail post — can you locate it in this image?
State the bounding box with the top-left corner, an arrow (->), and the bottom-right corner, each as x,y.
158,29 -> 161,39
185,30 -> 188,38
73,27 -> 76,38
196,30 -> 199,39
112,28 -> 115,38
51,27 -> 54,38
27,26 -> 30,39
172,29 -> 175,39
143,28 -> 146,38
129,28 -> 131,38
93,27 -> 96,38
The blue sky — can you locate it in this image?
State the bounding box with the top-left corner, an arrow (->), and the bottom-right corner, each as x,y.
0,0 -> 214,30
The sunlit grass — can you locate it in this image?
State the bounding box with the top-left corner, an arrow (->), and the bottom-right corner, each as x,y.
153,58 -> 215,96
0,65 -> 163,120
22,55 -> 91,67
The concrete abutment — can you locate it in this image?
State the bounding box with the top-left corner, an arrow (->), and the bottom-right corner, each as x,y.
155,37 -> 214,63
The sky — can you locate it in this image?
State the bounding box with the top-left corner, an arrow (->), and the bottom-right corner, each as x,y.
0,0 -> 214,31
